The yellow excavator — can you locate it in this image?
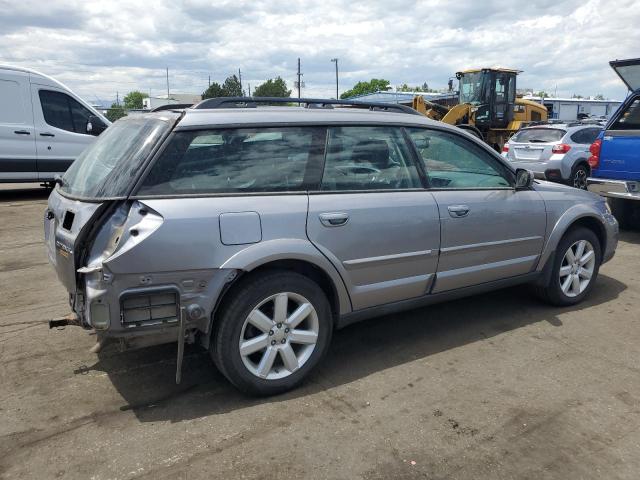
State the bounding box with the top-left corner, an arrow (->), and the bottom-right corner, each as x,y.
412,68 -> 548,150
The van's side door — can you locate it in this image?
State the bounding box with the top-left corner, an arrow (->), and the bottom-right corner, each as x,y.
0,69 -> 36,181
306,125 -> 440,310
407,127 -> 546,293
30,85 -> 100,181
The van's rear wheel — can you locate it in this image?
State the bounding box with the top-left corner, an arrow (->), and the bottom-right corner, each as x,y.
536,227 -> 601,306
211,271 -> 332,396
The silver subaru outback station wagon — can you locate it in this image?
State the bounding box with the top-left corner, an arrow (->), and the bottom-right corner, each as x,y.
45,97 -> 618,395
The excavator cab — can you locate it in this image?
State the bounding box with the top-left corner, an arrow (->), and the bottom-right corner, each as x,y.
457,68 -> 518,129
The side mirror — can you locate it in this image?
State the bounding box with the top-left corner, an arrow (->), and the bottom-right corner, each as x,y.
515,168 -> 534,190
86,116 -> 107,136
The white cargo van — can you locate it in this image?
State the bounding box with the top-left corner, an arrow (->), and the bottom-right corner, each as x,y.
0,65 -> 111,185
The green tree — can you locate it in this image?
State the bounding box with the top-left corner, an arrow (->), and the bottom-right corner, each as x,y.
222,75 -> 243,96
122,90 -> 148,110
534,91 -> 549,98
253,77 -> 291,97
202,82 -> 225,99
572,93 -> 584,99
594,93 -> 605,100
340,78 -> 391,99
105,103 -> 126,122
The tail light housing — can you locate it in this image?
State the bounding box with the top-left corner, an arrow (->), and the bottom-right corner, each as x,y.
502,144 -> 509,153
551,143 -> 571,154
588,139 -> 602,169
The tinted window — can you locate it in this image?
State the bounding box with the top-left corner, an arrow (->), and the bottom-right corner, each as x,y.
138,127 -> 325,195
39,90 -> 75,132
39,90 -> 96,134
408,128 -> 512,189
512,128 -> 566,143
570,128 -> 602,144
611,98 -> 640,130
321,126 -> 421,191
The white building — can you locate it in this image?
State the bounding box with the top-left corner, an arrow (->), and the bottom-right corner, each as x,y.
142,93 -> 202,110
523,96 -> 622,121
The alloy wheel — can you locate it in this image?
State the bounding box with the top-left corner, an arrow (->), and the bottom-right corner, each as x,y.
573,168 -> 588,189
559,239 -> 595,297
239,292 -> 319,380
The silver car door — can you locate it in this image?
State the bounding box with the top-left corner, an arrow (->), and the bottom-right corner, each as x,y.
407,127 -> 546,293
306,125 -> 440,310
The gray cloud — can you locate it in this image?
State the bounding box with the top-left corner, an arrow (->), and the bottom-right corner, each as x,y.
0,0 -> 636,103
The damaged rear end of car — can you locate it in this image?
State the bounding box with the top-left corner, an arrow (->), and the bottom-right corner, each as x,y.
45,111 -> 185,353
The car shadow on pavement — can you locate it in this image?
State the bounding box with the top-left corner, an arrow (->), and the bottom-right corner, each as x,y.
90,274 -> 626,423
619,229 -> 640,244
0,184 -> 51,202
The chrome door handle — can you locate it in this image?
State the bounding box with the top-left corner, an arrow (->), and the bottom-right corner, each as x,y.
319,212 -> 349,227
448,205 -> 470,218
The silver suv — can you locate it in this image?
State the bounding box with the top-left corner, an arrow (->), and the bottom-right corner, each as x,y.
45,98 -> 618,395
502,123 -> 602,189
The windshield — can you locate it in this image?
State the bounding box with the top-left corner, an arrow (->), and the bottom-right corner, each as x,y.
512,128 -> 566,143
459,72 -> 490,105
60,115 -> 174,199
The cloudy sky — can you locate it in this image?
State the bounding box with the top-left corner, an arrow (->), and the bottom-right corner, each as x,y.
0,0 -> 637,105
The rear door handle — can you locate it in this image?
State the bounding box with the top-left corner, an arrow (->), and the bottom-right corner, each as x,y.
40,132 -> 55,137
319,212 -> 349,227
448,205 -> 470,218
14,130 -> 30,135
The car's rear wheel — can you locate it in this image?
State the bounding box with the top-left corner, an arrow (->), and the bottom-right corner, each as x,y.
536,227 -> 601,306
570,164 -> 589,190
211,271 -> 332,395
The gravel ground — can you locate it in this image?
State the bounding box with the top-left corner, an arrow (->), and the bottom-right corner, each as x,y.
1,183 -> 639,480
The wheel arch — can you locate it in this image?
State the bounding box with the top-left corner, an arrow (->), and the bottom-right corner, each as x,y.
537,208 -> 607,275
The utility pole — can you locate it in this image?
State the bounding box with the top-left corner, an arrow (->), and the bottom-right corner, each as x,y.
116,91 -> 119,106
331,58 -> 339,99
297,58 -> 303,100
208,75 -> 211,87
166,67 -> 170,99
238,68 -> 243,94
248,83 -> 251,96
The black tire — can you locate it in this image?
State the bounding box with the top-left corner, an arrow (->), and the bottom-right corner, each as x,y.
570,163 -> 589,190
211,270 -> 332,396
609,198 -> 637,230
536,227 -> 601,306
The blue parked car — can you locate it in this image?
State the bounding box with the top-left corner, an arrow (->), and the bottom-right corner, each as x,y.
588,58 -> 640,228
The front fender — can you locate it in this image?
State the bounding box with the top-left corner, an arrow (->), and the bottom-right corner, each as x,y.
537,204 -> 609,272
220,238 -> 352,314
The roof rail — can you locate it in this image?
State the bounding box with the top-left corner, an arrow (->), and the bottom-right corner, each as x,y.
193,96 -> 421,115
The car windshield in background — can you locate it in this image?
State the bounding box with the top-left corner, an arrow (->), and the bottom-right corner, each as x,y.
512,128 -> 566,143
59,115 -> 175,199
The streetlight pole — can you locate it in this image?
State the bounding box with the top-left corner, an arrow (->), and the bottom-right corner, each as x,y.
331,58 -> 339,99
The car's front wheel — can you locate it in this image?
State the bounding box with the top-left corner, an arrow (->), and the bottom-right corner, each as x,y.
537,227 -> 601,306
211,271 -> 332,396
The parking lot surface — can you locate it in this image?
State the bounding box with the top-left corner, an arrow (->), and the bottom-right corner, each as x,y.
1,184 -> 639,480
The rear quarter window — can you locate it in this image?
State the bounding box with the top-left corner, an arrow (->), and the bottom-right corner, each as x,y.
570,128 -> 602,144
137,127 -> 326,195
512,128 -> 566,143
610,98 -> 640,130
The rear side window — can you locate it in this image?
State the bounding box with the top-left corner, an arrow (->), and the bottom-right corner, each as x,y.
610,98 -> 640,130
39,90 -> 96,134
512,128 -> 566,143
570,128 -> 602,144
138,127 -> 325,195
320,126 -> 421,191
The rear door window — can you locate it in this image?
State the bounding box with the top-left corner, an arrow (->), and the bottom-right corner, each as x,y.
137,127 -> 326,195
570,128 -> 602,144
512,128 -> 566,143
320,126 -> 422,191
610,98 -> 640,130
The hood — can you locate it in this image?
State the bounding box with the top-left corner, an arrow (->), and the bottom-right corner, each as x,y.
533,180 -> 603,202
610,58 -> 640,92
